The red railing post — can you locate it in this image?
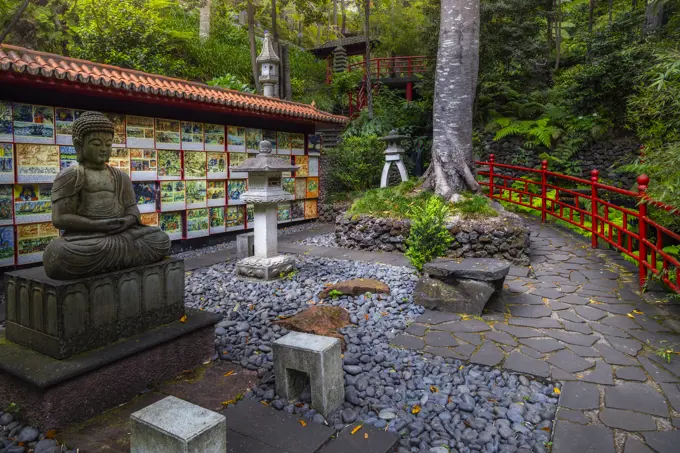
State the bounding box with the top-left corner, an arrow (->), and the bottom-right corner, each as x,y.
541,160 -> 548,223
637,174 -> 650,289
377,59 -> 381,78
591,169 -> 599,248
408,57 -> 412,77
489,154 -> 495,202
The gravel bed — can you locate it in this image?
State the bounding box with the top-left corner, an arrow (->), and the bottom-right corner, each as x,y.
295,232 -> 339,248
187,256 -> 559,453
0,411 -> 75,453
171,221 -> 319,259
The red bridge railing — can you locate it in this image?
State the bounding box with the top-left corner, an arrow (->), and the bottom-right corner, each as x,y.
476,155 -> 680,293
348,56 -> 429,79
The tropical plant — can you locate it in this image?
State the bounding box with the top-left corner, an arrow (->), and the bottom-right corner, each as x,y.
207,74 -> 254,92
405,196 -> 453,271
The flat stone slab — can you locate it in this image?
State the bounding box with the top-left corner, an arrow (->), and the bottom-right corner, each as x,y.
424,331 -> 458,347
659,383 -> 680,412
616,366 -> 647,382
543,329 -> 598,347
221,399 -> 334,453
547,350 -> 594,373
414,275 -> 496,317
391,334 -> 425,350
494,324 -> 542,338
580,360 -> 613,385
415,310 -> 461,324
485,331 -> 517,346
433,319 -> 491,333
559,381 -> 600,410
519,338 -> 565,353
605,382 -> 669,417
503,351 -> 550,378
552,421 -> 615,453
643,430 -> 680,453
599,408 -> 656,431
423,258 -> 510,281
319,423 -> 399,453
508,305 -> 552,318
469,342 -> 504,367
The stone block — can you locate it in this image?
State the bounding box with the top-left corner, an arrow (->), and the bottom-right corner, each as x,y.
414,274 -> 497,316
131,396 -> 226,453
4,258 -> 185,359
236,233 -> 255,260
273,332 -> 344,418
236,255 -> 295,281
0,308 -> 219,428
424,258 -> 511,281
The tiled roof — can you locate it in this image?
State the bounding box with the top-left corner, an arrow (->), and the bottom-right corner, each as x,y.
0,44 -> 347,125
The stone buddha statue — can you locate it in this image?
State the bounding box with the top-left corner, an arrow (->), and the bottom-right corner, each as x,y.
43,111 -> 170,280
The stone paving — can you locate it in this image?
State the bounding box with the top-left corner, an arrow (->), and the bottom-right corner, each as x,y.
388,217 -> 680,453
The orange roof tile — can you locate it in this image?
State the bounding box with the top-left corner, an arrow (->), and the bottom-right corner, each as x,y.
0,44 -> 348,125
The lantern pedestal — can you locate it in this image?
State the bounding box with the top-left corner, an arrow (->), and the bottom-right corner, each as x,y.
235,203 -> 295,280
230,140 -> 299,281
379,129 -> 409,188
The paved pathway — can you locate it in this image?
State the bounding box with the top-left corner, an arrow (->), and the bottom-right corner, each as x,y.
389,217 -> 680,453
184,217 -> 680,453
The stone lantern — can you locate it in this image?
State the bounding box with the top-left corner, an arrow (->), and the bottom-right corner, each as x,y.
379,129 -> 409,188
231,140 -> 298,280
257,31 -> 280,98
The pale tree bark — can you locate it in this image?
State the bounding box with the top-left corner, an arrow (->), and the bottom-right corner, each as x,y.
199,0 -> 212,41
247,0 -> 262,93
421,0 -> 481,198
341,0 -> 347,34
364,0 -> 374,119
554,0 -> 561,70
271,0 -> 278,42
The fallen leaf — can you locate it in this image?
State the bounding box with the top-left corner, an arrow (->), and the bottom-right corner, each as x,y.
295,402 -> 305,407
261,401 -> 269,406
411,405 -> 421,414
553,387 -> 561,395
299,420 -> 307,427
459,365 -> 464,370
221,399 -> 236,406
627,313 -> 636,319
179,315 -> 188,323
364,314 -> 369,321
351,424 -> 363,435
430,385 -> 438,393
633,309 -> 644,315
541,427 -> 551,432
224,371 -> 235,377
364,433 -> 369,439
45,430 -> 57,439
381,311 -> 388,316
589,299 -> 603,305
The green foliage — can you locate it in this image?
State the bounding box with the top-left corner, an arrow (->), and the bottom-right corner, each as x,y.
348,179 -> 432,219
405,196 -> 454,271
207,74 -> 254,93
324,135 -> 386,194
452,195 -> 499,219
328,289 -> 343,299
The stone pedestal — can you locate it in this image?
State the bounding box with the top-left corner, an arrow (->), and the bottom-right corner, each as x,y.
0,308 -> 220,428
273,332 -> 344,418
236,232 -> 255,259
4,258 -> 185,359
131,396 -> 227,453
414,258 -> 511,316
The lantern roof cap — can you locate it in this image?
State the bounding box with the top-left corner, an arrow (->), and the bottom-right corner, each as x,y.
379,129 -> 408,142
230,140 -> 298,172
257,31 -> 280,64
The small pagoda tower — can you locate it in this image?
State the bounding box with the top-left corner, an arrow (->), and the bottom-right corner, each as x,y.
257,31 -> 281,98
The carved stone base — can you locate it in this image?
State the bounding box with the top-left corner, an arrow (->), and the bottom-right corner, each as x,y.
235,255 -> 296,281
0,308 -> 219,428
4,258 -> 185,359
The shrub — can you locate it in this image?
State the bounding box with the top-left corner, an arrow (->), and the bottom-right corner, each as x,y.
324,135 -> 385,194
405,196 -> 454,271
207,74 -> 254,93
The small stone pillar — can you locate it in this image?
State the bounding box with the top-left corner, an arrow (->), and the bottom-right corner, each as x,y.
130,396 -> 227,453
230,140 -> 298,280
257,31 -> 280,98
379,129 -> 409,188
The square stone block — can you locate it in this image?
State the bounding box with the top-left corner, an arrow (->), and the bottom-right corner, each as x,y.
131,396 -> 226,453
236,232 -> 255,260
235,255 -> 295,281
273,332 -> 344,418
4,258 -> 185,359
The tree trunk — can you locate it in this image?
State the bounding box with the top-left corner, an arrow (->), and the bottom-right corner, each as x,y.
333,0 -> 338,29
271,0 -> 278,42
247,0 -> 262,93
644,0 -> 664,31
0,0 -> 31,44
364,0 -> 374,119
199,0 -> 212,41
421,0 -> 481,198
554,0 -> 561,70
341,0 -> 347,34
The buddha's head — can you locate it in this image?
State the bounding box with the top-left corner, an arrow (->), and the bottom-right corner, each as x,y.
72,111 -> 115,168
